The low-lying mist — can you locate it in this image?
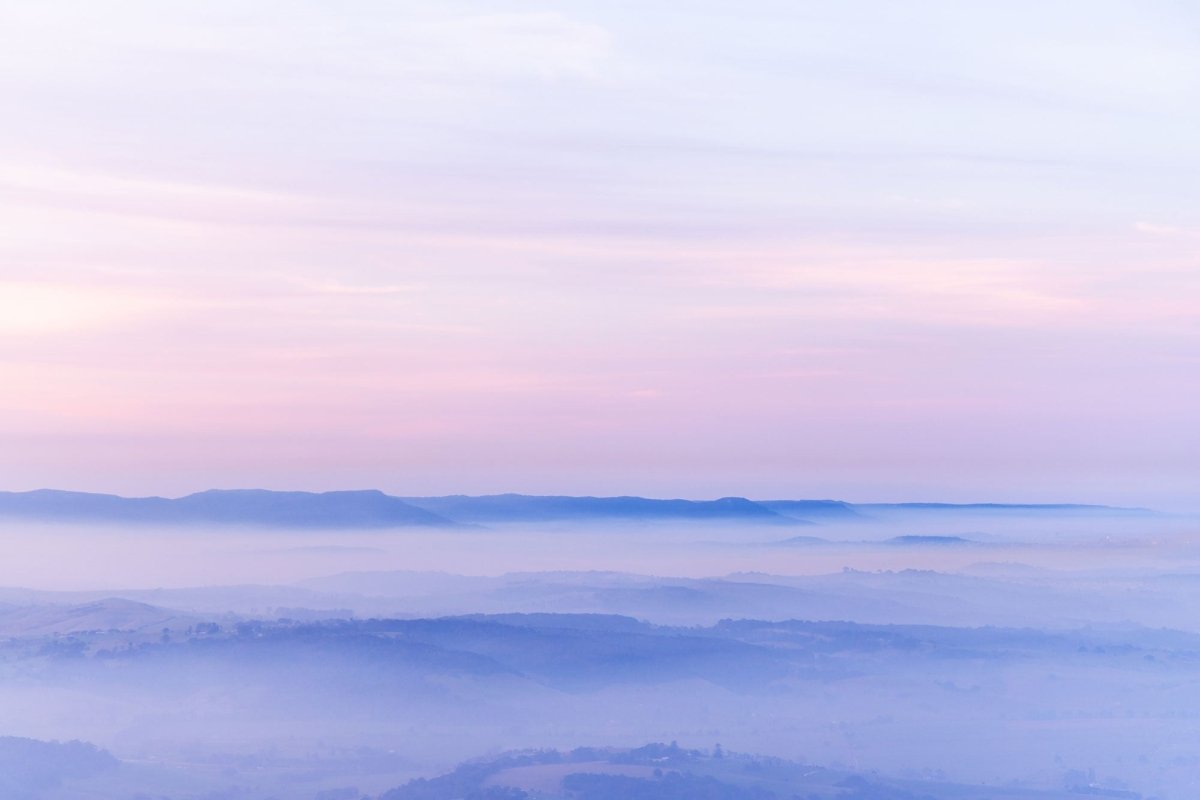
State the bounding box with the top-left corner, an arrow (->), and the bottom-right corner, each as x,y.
0,505 -> 1195,592
0,503 -> 1196,799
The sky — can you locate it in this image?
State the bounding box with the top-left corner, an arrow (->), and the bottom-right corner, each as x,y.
1,1 -> 1197,507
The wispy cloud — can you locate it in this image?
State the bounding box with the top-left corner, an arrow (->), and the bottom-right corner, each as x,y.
0,1 -> 1197,505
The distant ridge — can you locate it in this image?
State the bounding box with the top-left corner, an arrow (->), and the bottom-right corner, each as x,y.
0,489 -> 456,528
0,489 -> 1154,529
400,493 -> 803,525
858,502 -> 1155,515
0,490 -> 802,528
756,499 -> 863,520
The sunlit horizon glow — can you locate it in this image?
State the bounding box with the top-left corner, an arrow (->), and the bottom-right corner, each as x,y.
2,2 -> 1198,509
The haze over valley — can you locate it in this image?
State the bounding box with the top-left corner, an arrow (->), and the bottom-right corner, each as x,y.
0,491 -> 1195,798
4,0 -> 1198,797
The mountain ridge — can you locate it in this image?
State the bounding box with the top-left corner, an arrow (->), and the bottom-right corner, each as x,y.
0,488 -> 456,528
0,488 -> 1153,529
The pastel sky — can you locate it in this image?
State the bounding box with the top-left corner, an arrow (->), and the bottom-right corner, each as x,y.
1,1 -> 1197,507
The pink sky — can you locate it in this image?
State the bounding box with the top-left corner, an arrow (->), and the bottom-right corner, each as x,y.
1,3 -> 1198,507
